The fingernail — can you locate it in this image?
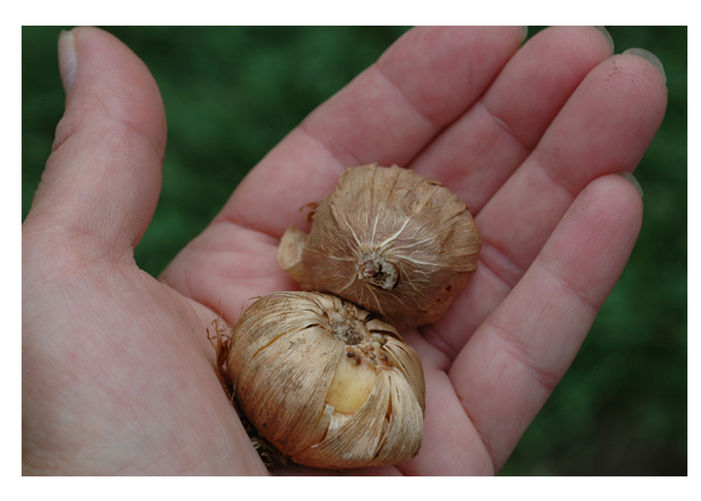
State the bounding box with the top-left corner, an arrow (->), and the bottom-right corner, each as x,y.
58,29 -> 78,93
619,171 -> 643,198
623,47 -> 667,85
594,26 -> 615,52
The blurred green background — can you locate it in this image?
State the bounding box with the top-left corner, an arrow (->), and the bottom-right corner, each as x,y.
21,26 -> 687,475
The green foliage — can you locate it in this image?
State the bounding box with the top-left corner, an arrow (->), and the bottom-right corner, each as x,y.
22,26 -> 686,475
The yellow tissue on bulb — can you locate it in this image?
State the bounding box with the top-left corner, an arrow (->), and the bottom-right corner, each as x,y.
325,356 -> 377,413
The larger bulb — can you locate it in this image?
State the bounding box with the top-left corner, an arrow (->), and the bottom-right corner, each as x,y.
226,291 -> 425,469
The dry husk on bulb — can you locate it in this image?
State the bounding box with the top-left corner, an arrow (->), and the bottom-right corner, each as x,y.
278,164 -> 480,330
225,291 -> 425,469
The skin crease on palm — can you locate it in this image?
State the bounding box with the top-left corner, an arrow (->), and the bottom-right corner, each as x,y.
21,26 -> 667,475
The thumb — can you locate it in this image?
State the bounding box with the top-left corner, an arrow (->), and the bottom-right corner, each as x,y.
26,27 -> 167,262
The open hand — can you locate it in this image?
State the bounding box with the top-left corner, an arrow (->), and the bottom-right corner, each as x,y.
22,26 -> 667,475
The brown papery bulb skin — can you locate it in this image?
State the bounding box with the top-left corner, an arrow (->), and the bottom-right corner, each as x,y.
278,164 -> 481,330
227,291 -> 425,469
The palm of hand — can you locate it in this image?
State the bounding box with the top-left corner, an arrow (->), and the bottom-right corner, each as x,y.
22,26 -> 667,475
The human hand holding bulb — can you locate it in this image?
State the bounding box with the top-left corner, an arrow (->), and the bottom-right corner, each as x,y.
22,26 -> 667,475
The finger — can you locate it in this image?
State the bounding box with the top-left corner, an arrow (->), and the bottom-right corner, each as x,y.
428,50 -> 667,354
410,26 -> 613,211
449,174 -> 643,470
25,27 -> 166,261
218,26 -> 525,238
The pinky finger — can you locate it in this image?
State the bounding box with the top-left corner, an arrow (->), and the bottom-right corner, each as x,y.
448,173 -> 643,470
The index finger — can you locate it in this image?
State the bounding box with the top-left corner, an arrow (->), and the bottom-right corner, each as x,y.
219,26 -> 525,237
